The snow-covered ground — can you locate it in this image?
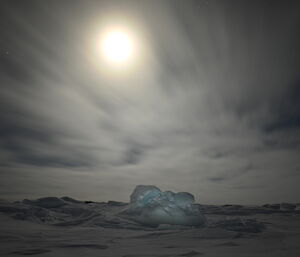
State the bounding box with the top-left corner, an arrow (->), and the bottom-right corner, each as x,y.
0,197 -> 300,256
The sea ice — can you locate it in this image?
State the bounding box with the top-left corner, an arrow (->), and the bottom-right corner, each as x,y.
130,185 -> 161,207
124,185 -> 206,226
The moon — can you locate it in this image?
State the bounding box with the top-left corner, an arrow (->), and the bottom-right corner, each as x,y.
102,30 -> 133,64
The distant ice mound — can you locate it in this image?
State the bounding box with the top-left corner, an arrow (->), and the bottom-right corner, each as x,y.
23,197 -> 66,208
122,185 -> 206,227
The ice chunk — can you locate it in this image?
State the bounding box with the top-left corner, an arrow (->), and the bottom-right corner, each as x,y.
139,204 -> 205,226
174,192 -> 195,207
130,185 -> 161,207
123,185 -> 206,226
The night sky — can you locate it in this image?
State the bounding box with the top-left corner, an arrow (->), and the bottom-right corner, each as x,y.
0,0 -> 300,204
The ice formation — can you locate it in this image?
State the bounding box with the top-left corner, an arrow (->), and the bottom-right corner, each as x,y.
123,185 -> 206,226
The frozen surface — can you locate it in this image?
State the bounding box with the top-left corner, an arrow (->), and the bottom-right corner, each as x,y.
0,196 -> 300,256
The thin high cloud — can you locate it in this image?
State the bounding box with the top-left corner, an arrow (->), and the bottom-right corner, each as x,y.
0,0 -> 299,204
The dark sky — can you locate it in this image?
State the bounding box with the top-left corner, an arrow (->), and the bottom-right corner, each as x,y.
0,0 -> 300,204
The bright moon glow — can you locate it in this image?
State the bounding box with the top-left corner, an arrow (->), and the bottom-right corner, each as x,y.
102,30 -> 133,64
